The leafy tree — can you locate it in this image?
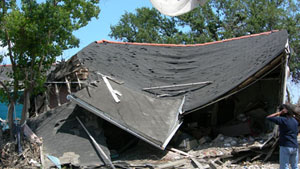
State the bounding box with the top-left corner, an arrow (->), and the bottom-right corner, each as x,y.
110,0 -> 300,80
0,0 -> 100,139
213,0 -> 300,80
109,7 -> 184,44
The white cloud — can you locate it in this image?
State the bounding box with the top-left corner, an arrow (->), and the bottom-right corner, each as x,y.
0,42 -> 10,64
0,46 -> 8,54
0,41 -> 8,55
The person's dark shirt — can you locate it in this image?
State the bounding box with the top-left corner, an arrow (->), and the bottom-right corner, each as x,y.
267,116 -> 298,148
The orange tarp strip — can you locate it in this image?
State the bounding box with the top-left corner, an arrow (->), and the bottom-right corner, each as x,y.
97,30 -> 279,47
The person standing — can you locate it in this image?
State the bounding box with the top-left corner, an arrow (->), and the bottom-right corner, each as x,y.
267,104 -> 299,169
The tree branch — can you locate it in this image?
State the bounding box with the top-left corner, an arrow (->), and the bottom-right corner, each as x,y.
0,80 -> 11,102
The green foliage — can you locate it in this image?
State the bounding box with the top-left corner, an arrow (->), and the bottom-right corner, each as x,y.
0,0 -> 100,123
110,0 -> 300,80
109,7 -> 183,44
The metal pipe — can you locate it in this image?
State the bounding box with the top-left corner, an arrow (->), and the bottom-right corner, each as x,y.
143,81 -> 212,91
76,116 -> 115,169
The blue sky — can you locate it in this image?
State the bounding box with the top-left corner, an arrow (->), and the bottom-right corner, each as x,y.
62,0 -> 153,60
2,0 -> 153,63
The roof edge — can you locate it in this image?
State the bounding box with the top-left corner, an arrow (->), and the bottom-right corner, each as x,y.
97,30 -> 280,47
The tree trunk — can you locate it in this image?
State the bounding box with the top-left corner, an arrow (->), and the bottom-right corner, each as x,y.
8,101 -> 15,141
20,89 -> 30,142
20,89 -> 30,126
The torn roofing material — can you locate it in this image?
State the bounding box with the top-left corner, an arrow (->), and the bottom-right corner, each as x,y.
68,81 -> 184,149
30,103 -> 111,168
63,30 -> 288,149
75,30 -> 288,112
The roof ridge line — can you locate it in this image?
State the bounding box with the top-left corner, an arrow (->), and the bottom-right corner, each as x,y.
96,30 -> 279,47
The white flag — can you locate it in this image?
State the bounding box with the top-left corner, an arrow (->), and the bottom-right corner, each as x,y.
150,0 -> 207,17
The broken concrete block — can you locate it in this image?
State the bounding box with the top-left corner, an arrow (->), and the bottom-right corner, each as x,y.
198,136 -> 211,145
213,134 -> 224,143
174,133 -> 198,151
224,137 -> 233,143
224,143 -> 231,147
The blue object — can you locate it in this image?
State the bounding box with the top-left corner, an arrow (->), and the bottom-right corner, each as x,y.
0,102 -> 23,120
0,101 -> 23,130
279,146 -> 299,169
267,116 -> 298,148
46,155 -> 62,169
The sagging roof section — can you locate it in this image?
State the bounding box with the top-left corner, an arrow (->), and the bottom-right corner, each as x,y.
68,81 -> 184,149
63,30 -> 288,149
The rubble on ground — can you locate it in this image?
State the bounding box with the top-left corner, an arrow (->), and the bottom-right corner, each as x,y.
1,104 -> 286,169
0,128 -> 287,169
111,131 -> 282,169
0,132 -> 41,169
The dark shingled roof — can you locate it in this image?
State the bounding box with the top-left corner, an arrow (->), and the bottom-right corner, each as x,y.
76,30 -> 288,112
66,30 -> 288,149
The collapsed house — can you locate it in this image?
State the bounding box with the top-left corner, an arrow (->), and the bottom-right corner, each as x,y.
31,30 -> 290,168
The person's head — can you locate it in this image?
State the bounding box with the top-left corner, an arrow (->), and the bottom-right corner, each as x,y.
278,104 -> 294,117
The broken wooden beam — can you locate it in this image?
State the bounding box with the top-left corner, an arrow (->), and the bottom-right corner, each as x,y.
54,84 -> 61,106
251,153 -> 263,162
75,72 -> 82,90
191,157 -> 204,169
44,89 -> 50,112
23,124 -> 42,145
168,147 -> 193,157
263,138 -> 279,162
209,160 -> 218,169
231,154 -> 249,164
96,72 -> 124,85
65,77 -> 71,94
102,76 -> 120,103
155,159 -> 187,169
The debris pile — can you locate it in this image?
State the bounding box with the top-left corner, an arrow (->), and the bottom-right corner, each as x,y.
0,122 -> 282,169
0,136 -> 41,168
111,135 -> 281,169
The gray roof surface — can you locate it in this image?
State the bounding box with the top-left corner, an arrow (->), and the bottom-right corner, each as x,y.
76,30 -> 288,112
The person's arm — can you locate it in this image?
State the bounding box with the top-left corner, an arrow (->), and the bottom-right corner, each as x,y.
267,111 -> 282,118
266,110 -> 285,125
